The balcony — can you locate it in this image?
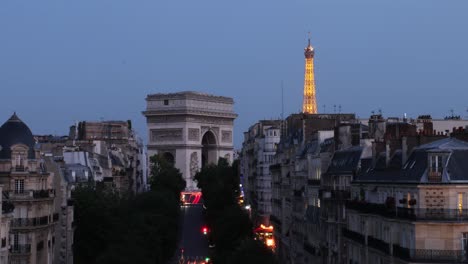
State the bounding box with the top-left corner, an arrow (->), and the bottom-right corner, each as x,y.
307,179 -> 321,186
3,189 -> 55,201
428,171 -> 442,182
393,245 -> 468,263
12,166 -> 26,172
321,189 -> 350,200
10,244 -> 31,254
11,215 -> 55,229
346,200 -> 468,222
368,235 -> 390,254
342,228 -> 365,245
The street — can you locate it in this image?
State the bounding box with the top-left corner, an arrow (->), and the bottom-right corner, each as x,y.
173,204 -> 209,263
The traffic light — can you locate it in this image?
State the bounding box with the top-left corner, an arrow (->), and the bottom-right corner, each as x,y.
205,257 -> 211,263
202,226 -> 208,235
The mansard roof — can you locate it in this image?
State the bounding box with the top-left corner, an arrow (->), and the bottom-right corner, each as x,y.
0,113 -> 35,159
417,137 -> 468,150
326,146 -> 363,175
355,137 -> 468,183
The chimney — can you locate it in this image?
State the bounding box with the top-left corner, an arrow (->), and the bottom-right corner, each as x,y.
402,137 -> 408,165
423,121 -> 433,135
386,142 -> 391,167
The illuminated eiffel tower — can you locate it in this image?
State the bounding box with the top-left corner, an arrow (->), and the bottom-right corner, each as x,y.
302,34 -> 318,114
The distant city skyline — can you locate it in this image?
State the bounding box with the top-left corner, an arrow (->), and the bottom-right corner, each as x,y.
1,0 -> 467,147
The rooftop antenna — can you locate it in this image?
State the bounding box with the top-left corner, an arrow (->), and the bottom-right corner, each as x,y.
450,109 -> 455,118
338,105 -> 342,114
73,120 -> 78,146
378,108 -> 382,115
281,80 -> 284,120
333,104 -> 337,113
323,104 -> 326,113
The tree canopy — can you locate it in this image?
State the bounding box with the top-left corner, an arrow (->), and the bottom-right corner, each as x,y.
194,158 -> 277,264
73,154 -> 186,264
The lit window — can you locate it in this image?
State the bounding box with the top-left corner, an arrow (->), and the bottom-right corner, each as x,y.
430,155 -> 443,173
459,193 -> 464,211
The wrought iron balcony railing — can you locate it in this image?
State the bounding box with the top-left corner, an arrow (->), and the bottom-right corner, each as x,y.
13,165 -> 26,172
307,179 -> 321,186
346,201 -> 468,221
393,244 -> 468,263
11,215 -> 57,228
10,244 -> 31,254
368,235 -> 390,254
3,189 -> 55,200
342,228 -> 365,245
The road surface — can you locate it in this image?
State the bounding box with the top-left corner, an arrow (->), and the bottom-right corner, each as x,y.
174,204 -> 209,263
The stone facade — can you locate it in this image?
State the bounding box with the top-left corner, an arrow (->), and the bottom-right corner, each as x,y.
241,120 -> 282,226
0,114 -> 57,264
143,91 -> 237,191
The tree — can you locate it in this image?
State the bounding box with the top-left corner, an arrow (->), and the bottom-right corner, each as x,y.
73,185 -> 123,264
73,154 -> 185,264
195,158 -> 239,211
226,239 -> 279,264
149,154 -> 186,199
194,158 -> 273,263
211,205 -> 253,263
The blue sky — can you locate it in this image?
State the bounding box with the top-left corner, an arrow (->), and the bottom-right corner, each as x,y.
1,0 -> 467,147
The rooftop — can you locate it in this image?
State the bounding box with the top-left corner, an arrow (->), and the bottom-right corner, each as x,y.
146,91 -> 234,103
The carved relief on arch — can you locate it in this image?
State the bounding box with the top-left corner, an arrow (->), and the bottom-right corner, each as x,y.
188,128 -> 200,141
190,152 -> 199,177
224,153 -> 231,163
221,130 -> 232,143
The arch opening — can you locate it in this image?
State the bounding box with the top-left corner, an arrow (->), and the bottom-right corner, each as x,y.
201,131 -> 217,167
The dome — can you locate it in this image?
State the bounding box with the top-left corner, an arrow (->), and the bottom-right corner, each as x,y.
0,113 -> 36,159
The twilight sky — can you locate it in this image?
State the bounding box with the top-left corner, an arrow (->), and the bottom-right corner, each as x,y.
1,0 -> 467,147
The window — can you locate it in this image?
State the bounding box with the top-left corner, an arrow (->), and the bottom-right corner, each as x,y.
14,180 -> 24,194
13,233 -> 19,248
430,155 -> 443,173
163,99 -> 169,105
459,193 -> 464,211
429,155 -> 444,182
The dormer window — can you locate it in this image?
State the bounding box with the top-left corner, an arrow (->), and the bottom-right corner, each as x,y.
428,154 -> 444,182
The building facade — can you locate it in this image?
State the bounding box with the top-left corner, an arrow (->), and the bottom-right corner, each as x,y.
241,120 -> 282,226
267,112 -> 468,264
347,138 -> 468,264
0,114 -> 58,264
143,91 -> 237,190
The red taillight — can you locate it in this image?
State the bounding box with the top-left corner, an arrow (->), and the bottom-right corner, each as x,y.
202,227 -> 208,234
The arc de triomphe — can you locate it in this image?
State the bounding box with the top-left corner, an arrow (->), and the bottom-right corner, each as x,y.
143,91 -> 237,190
